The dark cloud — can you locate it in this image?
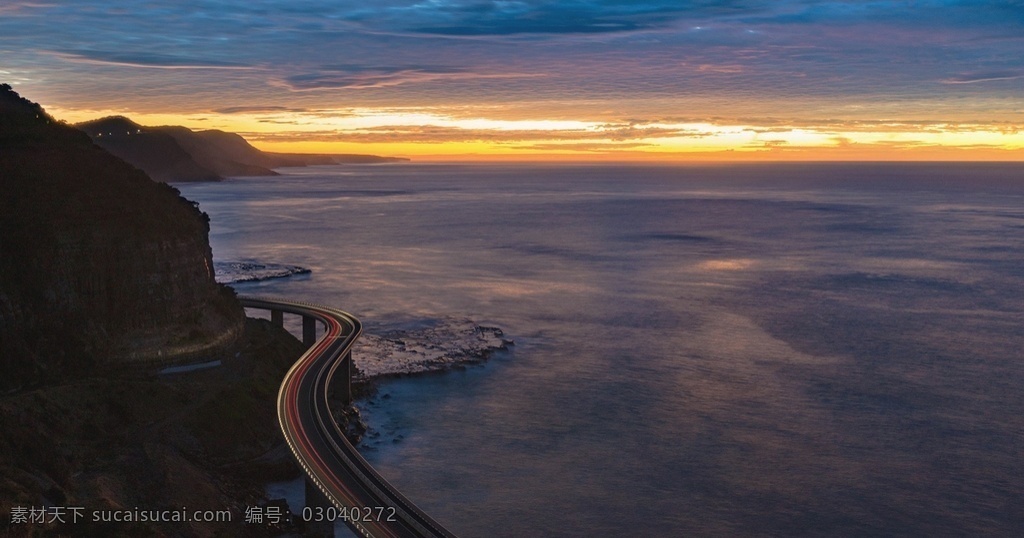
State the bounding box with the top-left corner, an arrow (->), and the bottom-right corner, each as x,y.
739,0 -> 1024,29
361,0 -> 778,36
48,50 -> 255,70
348,1 -> 1024,38
274,65 -> 542,91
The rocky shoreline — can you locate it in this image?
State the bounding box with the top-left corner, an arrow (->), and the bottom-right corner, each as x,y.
353,318 -> 514,379
213,261 -> 311,284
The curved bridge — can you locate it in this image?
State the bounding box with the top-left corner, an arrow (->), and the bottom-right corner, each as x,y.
240,296 -> 457,538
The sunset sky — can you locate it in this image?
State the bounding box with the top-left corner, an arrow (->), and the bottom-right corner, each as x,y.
2,1 -> 1023,160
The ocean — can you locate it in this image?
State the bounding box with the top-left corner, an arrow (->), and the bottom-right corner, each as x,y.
177,162 -> 1024,536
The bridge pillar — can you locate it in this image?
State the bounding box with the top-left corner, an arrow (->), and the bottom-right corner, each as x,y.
303,316 -> 317,348
271,309 -> 284,327
304,478 -> 335,537
331,350 -> 352,404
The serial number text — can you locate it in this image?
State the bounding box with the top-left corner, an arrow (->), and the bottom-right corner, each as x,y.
301,506 -> 397,523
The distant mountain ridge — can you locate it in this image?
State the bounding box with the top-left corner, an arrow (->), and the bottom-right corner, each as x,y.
76,116 -> 408,182
76,116 -> 221,182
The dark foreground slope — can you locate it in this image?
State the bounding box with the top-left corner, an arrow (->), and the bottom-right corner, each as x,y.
0,318 -> 307,538
0,85 -> 244,386
0,85 -> 316,537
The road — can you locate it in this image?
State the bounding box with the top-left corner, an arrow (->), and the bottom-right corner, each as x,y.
239,297 -> 458,538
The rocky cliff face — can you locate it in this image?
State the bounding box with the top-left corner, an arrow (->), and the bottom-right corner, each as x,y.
0,84 -> 243,386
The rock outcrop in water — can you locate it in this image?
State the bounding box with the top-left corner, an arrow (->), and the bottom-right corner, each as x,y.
0,84 -> 244,387
354,318 -> 514,378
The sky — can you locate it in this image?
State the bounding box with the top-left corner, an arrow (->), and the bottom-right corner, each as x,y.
2,1 -> 1023,160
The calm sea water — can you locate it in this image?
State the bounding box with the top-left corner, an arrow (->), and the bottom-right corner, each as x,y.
178,163 -> 1024,537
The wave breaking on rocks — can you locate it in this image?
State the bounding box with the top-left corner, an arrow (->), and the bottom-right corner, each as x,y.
214,261 -> 311,284
354,318 -> 513,379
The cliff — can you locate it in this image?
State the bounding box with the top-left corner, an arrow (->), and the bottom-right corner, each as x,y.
0,84 -> 244,387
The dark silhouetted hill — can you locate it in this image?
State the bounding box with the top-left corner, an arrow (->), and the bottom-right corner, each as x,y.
76,116 -> 221,182
0,84 -> 244,387
158,125 -> 284,176
77,116 -> 409,182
